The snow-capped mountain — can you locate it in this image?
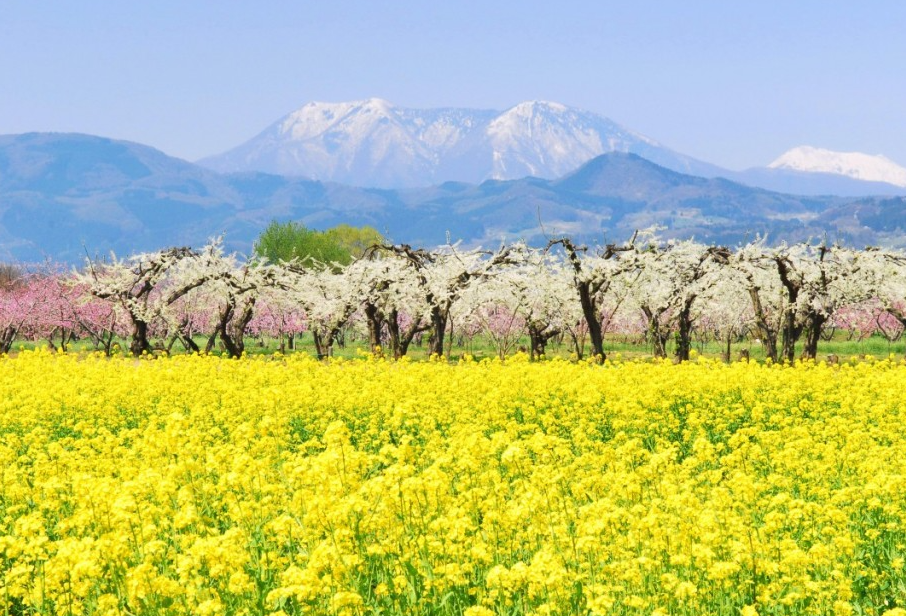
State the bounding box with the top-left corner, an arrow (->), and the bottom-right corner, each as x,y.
768,146 -> 906,187
198,99 -> 724,188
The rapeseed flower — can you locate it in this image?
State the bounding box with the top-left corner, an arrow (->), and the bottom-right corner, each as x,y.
0,350 -> 905,614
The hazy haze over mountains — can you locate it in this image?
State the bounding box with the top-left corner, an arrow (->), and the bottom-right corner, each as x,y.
3,132 -> 906,263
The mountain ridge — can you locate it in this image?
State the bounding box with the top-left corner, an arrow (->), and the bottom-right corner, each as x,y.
3,133 -> 905,263
198,99 -> 725,187
198,99 -> 906,197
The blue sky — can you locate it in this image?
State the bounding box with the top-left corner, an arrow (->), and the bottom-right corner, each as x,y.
1,1 -> 904,170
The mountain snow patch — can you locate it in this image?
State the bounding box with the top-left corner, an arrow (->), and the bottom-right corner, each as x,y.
769,146 -> 906,187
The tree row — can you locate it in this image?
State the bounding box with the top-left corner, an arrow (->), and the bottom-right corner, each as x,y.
3,231 -> 906,362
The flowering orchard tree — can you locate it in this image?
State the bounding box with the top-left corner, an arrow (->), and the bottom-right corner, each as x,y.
248,288 -> 306,352
828,299 -> 903,343
376,243 -> 517,357
624,238 -> 730,361
875,308 -> 905,344
457,265 -> 528,359
0,274 -> 39,353
732,240 -> 785,362
479,246 -> 579,359
70,287 -> 126,355
346,255 -> 431,358
0,270 -> 128,355
547,234 -> 637,362
80,239 -> 273,357
732,241 -> 875,361
280,263 -> 369,359
866,247 -> 906,337
161,289 -> 216,353
165,243 -> 276,358
80,246 -> 200,356
693,272 -> 754,361
0,270 -> 82,351
23,272 -> 85,350
769,243 -> 872,360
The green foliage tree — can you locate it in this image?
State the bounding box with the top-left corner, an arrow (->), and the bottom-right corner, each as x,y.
253,221 -> 384,268
324,224 -> 385,260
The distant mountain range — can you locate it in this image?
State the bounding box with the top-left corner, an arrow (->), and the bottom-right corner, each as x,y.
2,132 -> 906,263
199,99 -> 906,198
198,99 -> 724,187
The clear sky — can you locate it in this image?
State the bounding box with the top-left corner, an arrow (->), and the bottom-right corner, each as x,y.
1,1 -> 904,170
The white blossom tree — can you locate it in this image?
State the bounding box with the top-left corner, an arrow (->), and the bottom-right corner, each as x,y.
624,237 -> 730,360
546,234 -> 637,361
281,263 -> 369,359
376,243 -> 516,358
81,246 -> 202,356
766,242 -> 872,361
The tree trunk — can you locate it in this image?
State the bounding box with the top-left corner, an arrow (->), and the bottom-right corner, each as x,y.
893,315 -> 906,356
775,256 -> 804,363
386,309 -> 428,359
364,303 -> 383,355
219,325 -> 243,358
0,326 -> 16,354
577,283 -> 605,362
674,305 -> 693,362
529,326 -> 544,360
445,316 -> 454,360
748,288 -> 778,362
642,307 -> 670,358
528,322 -> 559,360
204,331 -> 218,354
101,330 -> 115,357
219,298 -> 256,359
780,311 -> 804,363
60,328 -> 73,352
568,328 -> 586,360
48,326 -> 72,352
801,313 -> 827,360
177,333 -> 200,353
173,317 -> 200,353
650,329 -> 669,358
386,314 -> 402,358
46,327 -> 59,351
129,319 -> 152,357
429,306 -> 447,357
312,329 -> 332,360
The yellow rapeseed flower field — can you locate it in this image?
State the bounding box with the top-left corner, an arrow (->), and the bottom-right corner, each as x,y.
1,350 -> 905,615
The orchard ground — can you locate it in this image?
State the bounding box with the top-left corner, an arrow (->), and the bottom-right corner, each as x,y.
9,331 -> 904,363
